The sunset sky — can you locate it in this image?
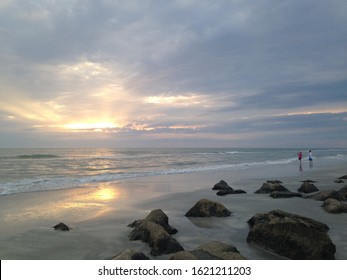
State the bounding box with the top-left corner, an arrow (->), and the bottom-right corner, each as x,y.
1,0 -> 347,148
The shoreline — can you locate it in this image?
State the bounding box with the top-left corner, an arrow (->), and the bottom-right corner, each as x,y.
0,160 -> 346,260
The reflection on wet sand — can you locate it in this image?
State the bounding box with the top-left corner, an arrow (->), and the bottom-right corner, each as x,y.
1,184 -> 125,225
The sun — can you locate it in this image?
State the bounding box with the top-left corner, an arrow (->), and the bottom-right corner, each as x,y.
63,121 -> 120,132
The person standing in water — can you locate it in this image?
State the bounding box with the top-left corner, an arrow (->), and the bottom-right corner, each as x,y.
308,150 -> 313,168
297,151 -> 302,162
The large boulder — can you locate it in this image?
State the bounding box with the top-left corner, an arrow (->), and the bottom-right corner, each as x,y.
111,249 -> 149,260
322,198 -> 347,214
128,221 -> 184,256
254,182 -> 289,194
128,209 -> 177,234
298,181 -> 319,193
185,199 -> 232,217
170,241 -> 246,260
338,175 -> 347,180
247,210 -> 336,259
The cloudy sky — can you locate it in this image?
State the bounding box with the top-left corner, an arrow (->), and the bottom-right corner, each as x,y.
1,0 -> 346,148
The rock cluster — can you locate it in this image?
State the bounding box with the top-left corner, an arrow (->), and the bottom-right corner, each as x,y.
112,177 -> 347,260
212,180 -> 246,196
128,209 -> 183,256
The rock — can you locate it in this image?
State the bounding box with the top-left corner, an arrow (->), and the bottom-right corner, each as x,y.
216,189 -> 247,196
254,182 -> 289,194
170,251 -> 198,260
212,180 -> 232,191
338,175 -> 347,180
338,185 -> 347,200
170,241 -> 246,260
128,209 -> 183,256
300,180 -> 317,183
334,179 -> 344,183
111,249 -> 149,260
298,181 -> 319,193
322,198 -> 347,214
270,191 -> 303,198
267,180 -> 283,184
185,199 -> 232,217
306,190 -> 345,201
53,222 -> 70,231
247,210 -> 335,259
128,221 -> 184,256
128,209 -> 177,234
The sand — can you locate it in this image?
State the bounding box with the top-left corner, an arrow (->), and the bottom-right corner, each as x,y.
0,160 -> 347,260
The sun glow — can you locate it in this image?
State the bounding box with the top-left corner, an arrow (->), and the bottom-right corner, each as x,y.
64,122 -> 119,131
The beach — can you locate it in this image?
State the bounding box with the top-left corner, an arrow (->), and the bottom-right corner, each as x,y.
0,157 -> 346,260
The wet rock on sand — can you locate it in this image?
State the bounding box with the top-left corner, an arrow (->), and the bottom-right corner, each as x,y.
128,209 -> 183,256
247,210 -> 336,259
322,198 -> 347,214
128,209 -> 177,234
254,181 -> 289,194
298,181 -> 319,193
185,199 -> 232,217
171,241 -> 246,260
212,180 -> 232,191
306,190 -> 345,201
212,180 -> 246,196
111,249 -> 149,260
270,191 -> 302,198
53,222 -> 70,231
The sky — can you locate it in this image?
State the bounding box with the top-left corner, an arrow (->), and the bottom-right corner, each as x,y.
1,0 -> 347,148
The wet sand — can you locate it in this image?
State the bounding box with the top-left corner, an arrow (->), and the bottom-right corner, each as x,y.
0,160 -> 346,260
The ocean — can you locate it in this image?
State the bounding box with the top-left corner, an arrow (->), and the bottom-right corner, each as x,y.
1,147 -> 347,196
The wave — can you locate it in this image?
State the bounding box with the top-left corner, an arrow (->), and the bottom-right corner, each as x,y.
16,154 -> 59,159
0,156 -> 298,196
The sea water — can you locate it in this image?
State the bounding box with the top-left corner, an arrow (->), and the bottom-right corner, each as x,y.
1,147 -> 347,196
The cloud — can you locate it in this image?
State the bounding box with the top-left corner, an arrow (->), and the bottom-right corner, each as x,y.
0,0 -> 347,147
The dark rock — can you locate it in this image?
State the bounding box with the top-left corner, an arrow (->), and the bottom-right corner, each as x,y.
300,180 -> 317,183
111,249 -> 149,260
267,180 -> 283,184
53,222 -> 70,231
247,210 -> 335,259
338,175 -> 347,180
254,182 -> 290,194
270,191 -> 303,198
322,198 -> 347,214
334,179 -> 344,183
306,190 -> 345,201
212,180 -> 232,191
185,199 -> 232,217
128,209 -> 183,256
170,241 -> 246,260
298,181 -> 319,193
338,185 -> 347,200
128,209 -> 177,234
216,189 -> 247,196
128,221 -> 184,256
